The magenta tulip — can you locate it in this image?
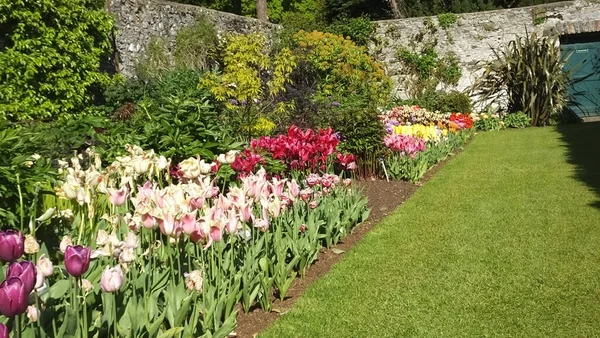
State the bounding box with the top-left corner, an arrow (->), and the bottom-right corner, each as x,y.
0,322 -> 7,338
6,261 -> 36,294
0,277 -> 29,317
0,229 -> 24,262
64,245 -> 91,277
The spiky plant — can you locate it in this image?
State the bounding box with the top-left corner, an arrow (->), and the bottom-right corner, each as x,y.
470,31 -> 571,126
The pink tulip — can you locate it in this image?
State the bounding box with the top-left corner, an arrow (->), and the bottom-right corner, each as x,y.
137,181 -> 154,198
0,229 -> 24,262
6,261 -> 36,294
189,196 -> 206,210
158,212 -> 176,236
0,277 -> 29,317
287,179 -> 300,198
299,188 -> 313,202
308,201 -> 319,209
209,225 -> 223,242
64,245 -> 91,278
218,195 -> 232,211
141,213 -> 155,229
107,186 -> 128,206
226,211 -> 239,234
100,266 -> 124,292
237,202 -> 253,223
181,211 -> 198,235
269,178 -> 286,197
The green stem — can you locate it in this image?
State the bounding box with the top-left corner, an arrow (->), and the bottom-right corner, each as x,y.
15,314 -> 22,338
73,278 -> 80,336
81,277 -> 88,338
113,293 -> 118,338
16,173 -> 24,232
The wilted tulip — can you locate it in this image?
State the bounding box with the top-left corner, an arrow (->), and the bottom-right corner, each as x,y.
96,230 -> 109,246
100,266 -> 124,292
0,277 -> 29,317
6,261 -> 36,294
35,272 -> 44,290
37,254 -> 54,277
26,305 -> 39,322
119,248 -> 135,263
184,270 -> 204,292
64,245 -> 91,278
79,279 -> 94,294
0,229 -> 24,262
308,201 -> 319,209
343,178 -> 352,187
59,235 -> 72,253
0,322 -> 7,338
24,235 -> 40,254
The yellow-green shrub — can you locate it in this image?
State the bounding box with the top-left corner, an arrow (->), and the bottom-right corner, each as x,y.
292,30 -> 392,105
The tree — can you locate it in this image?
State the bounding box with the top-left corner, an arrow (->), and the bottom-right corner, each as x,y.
257,0 -> 268,21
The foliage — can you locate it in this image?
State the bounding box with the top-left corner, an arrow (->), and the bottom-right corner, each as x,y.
293,30 -> 392,106
173,16 -> 220,71
135,37 -> 172,80
322,0 -> 392,21
394,90 -> 472,113
0,0 -> 113,122
277,12 -> 320,49
397,19 -> 462,99
201,33 -> 297,140
326,16 -> 375,46
473,112 -> 504,131
437,13 -> 458,29
503,111 -> 531,128
0,124 -> 57,227
470,31 -> 569,126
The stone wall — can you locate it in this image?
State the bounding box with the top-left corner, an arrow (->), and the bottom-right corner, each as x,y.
107,0 -> 279,77
373,0 -> 600,98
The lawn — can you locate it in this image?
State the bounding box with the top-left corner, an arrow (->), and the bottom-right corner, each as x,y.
260,124 -> 600,338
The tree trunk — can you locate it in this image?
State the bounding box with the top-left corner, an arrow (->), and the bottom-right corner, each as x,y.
389,0 -> 402,18
256,0 -> 268,22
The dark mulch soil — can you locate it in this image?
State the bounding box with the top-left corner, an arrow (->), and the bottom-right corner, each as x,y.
232,146 -> 467,338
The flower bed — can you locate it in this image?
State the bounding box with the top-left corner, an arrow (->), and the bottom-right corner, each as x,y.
0,140 -> 368,337
380,106 -> 474,182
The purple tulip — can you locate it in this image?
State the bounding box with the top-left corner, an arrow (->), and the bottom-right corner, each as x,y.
0,322 -> 7,338
64,245 -> 91,278
6,261 -> 36,294
230,99 -> 238,105
0,277 -> 29,317
0,229 -> 24,262
331,101 -> 340,107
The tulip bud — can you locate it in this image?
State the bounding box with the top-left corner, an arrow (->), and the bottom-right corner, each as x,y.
24,235 -> 40,254
7,261 -> 37,294
64,246 -> 91,278
0,229 -> 24,262
36,207 -> 55,222
0,322 -> 7,338
0,277 -> 29,317
100,266 -> 124,293
184,270 -> 204,292
26,305 -> 39,322
37,254 -> 54,277
59,235 -> 72,253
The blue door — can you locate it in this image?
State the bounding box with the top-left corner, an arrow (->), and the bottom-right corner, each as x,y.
561,36 -> 600,119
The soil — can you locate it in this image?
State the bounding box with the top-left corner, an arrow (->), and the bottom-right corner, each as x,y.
232,147 -> 467,338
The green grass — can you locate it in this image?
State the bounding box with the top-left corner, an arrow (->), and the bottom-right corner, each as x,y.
261,125 -> 600,338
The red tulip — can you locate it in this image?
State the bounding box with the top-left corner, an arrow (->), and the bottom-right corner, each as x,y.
0,322 -> 7,338
64,245 -> 91,277
0,229 -> 24,262
6,261 -> 36,294
0,277 -> 29,317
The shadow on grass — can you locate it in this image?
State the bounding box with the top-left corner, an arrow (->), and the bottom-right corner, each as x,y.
556,122 -> 600,209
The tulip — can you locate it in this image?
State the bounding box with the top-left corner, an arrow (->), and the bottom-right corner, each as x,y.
100,266 -> 124,293
37,254 -> 54,277
26,305 -> 39,322
308,201 -> 319,209
79,279 -> 94,294
0,277 -> 29,317
181,211 -> 198,235
22,235 -> 38,255
287,179 -> 300,198
0,229 -> 24,262
158,212 -> 176,236
64,245 -> 91,277
141,213 -> 156,229
35,272 -> 44,290
226,211 -> 239,234
0,322 -> 7,338
184,270 -> 204,292
119,248 -> 135,263
6,261 -> 37,294
59,235 -> 72,253
107,186 -> 128,206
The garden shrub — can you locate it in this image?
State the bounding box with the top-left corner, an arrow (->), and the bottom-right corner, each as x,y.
173,16 -> 219,71
0,0 -> 114,122
470,31 -> 569,126
201,33 -> 297,141
394,90 -> 472,113
135,37 -> 172,80
326,16 -> 375,46
293,30 -> 392,106
504,111 -> 531,128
